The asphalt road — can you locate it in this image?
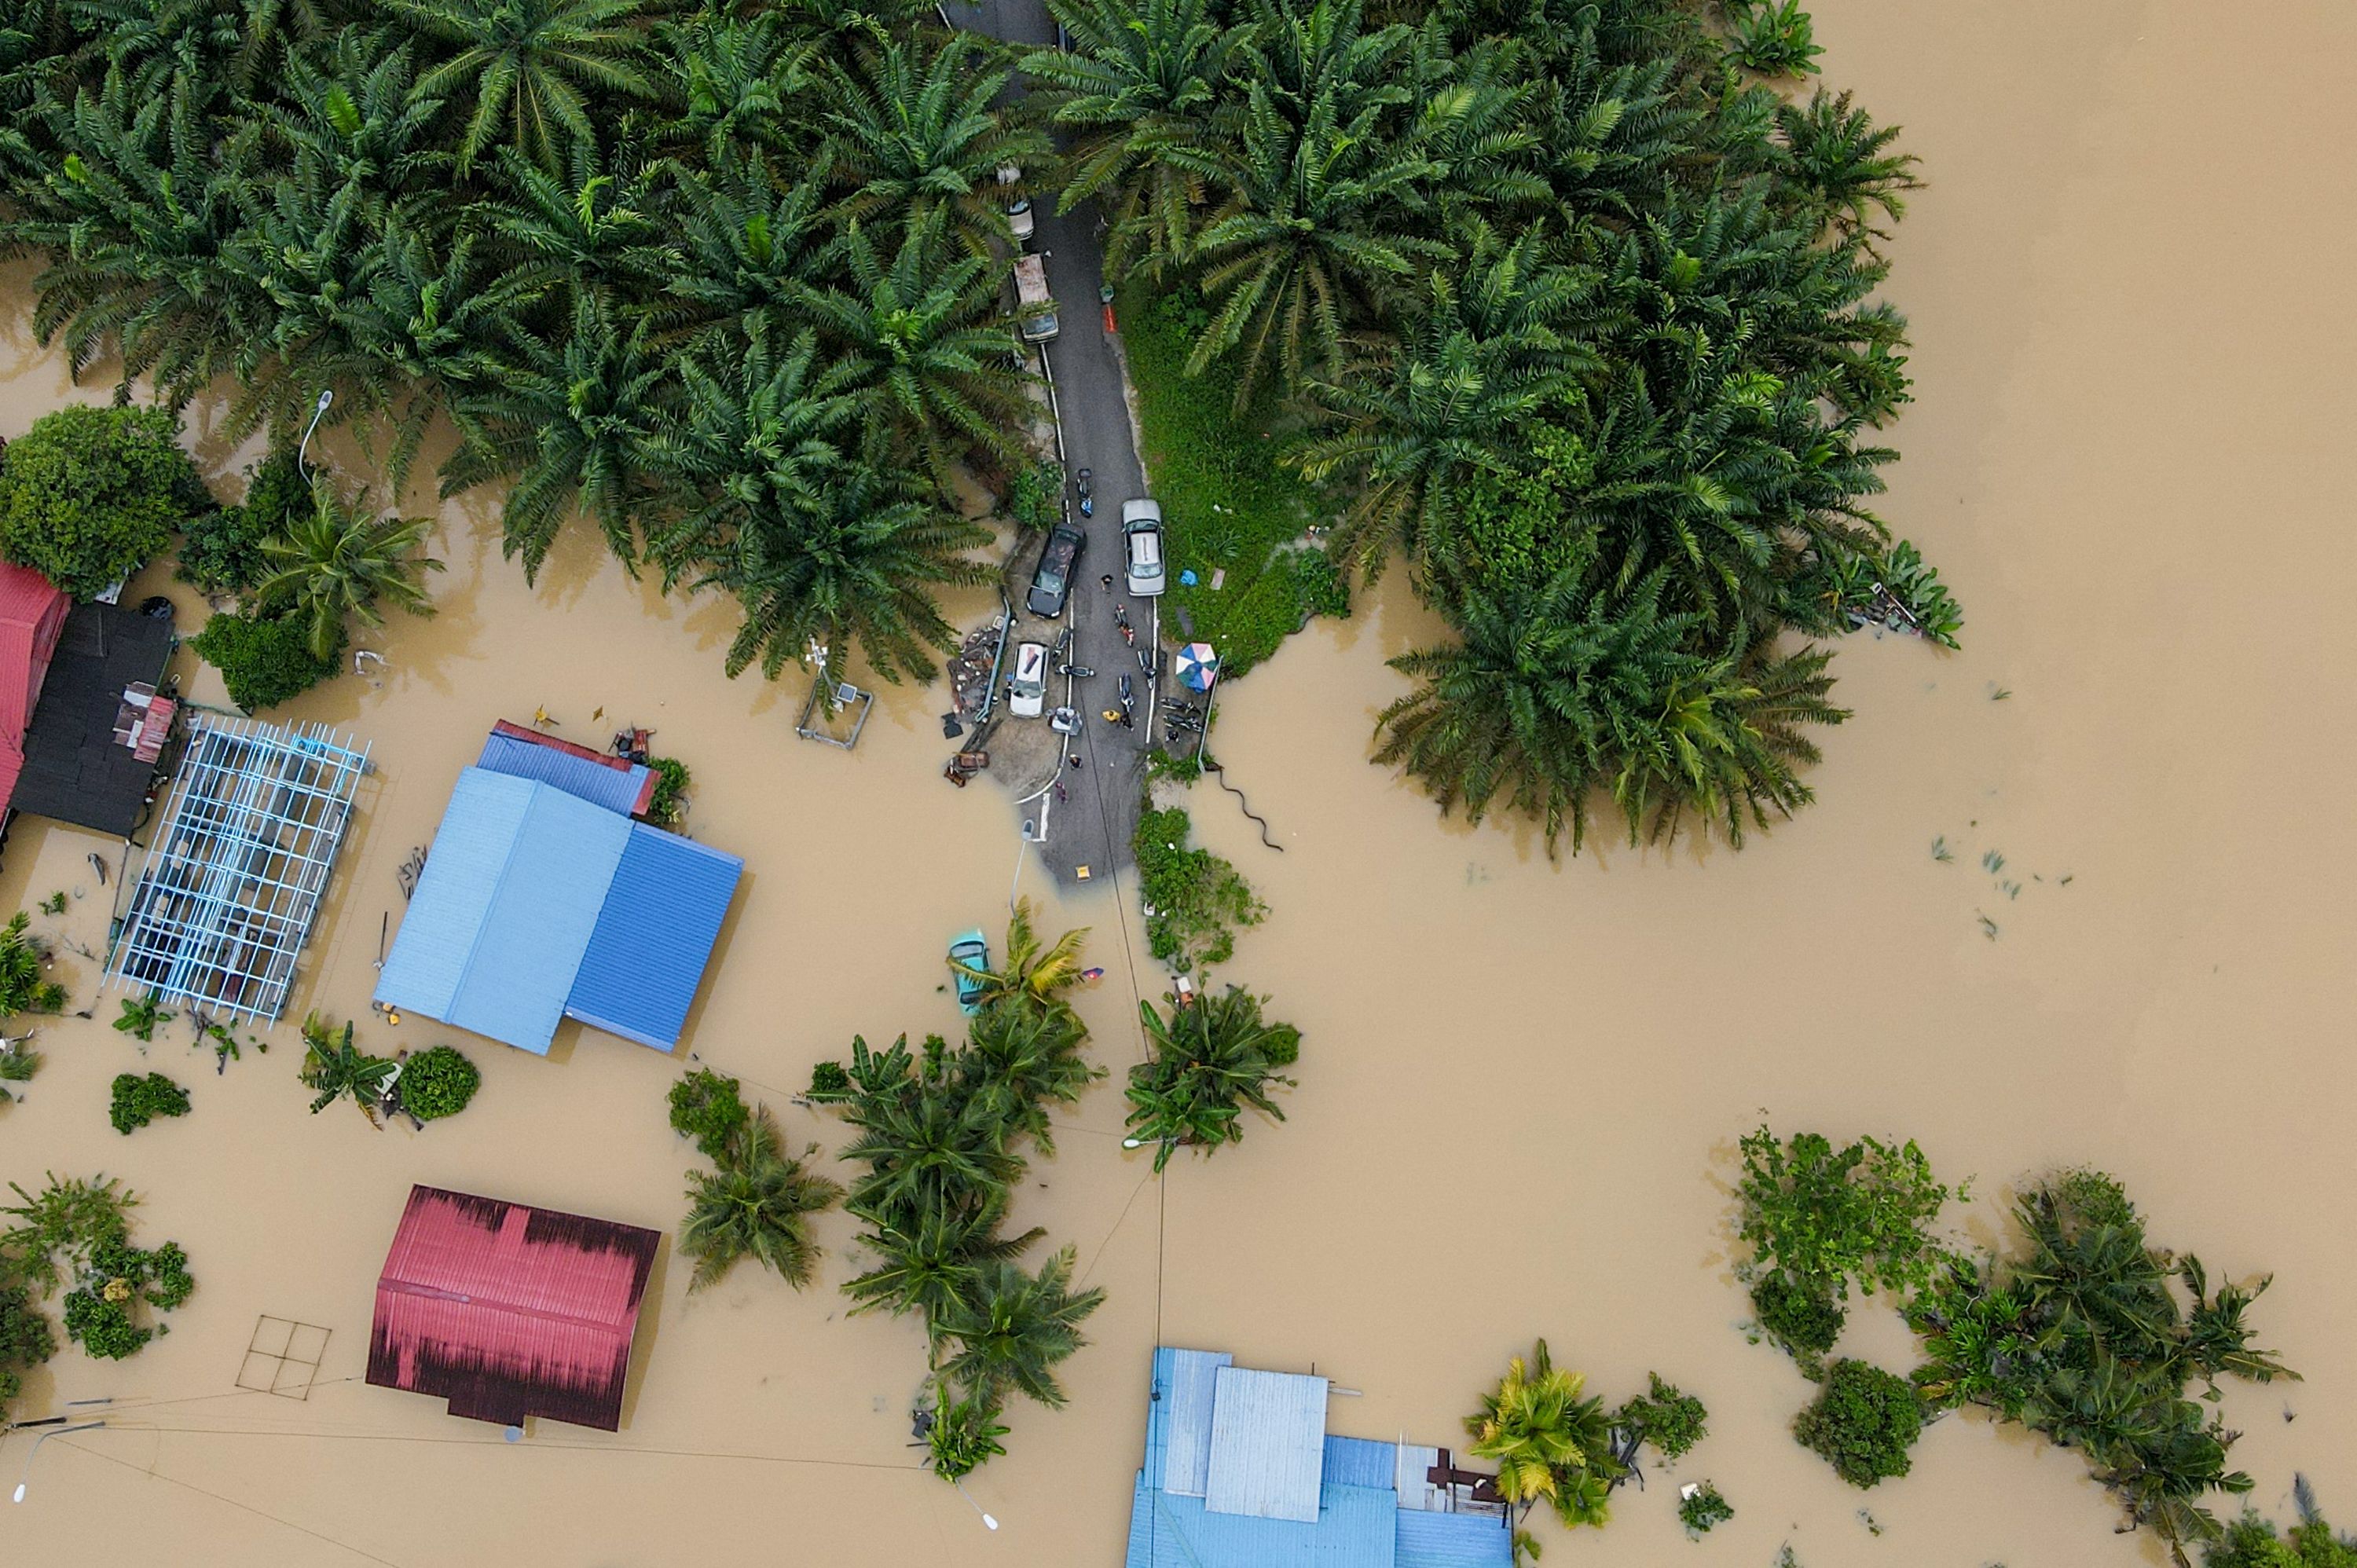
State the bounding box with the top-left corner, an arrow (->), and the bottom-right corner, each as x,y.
955,0 -> 1154,888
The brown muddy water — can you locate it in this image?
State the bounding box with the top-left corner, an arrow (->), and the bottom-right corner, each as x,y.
4,2 -> 2355,1563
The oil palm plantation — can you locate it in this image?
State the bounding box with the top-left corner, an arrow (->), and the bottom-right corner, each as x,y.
1123,986 -> 1299,1171
678,1105 -> 844,1291
387,0 -> 657,174
929,1247 -> 1105,1409
1465,1339 -> 1616,1531
253,482 -> 443,659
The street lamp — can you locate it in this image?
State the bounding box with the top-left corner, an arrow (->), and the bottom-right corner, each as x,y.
951,1477 -> 999,1530
11,1420 -> 105,1503
296,388 -> 334,482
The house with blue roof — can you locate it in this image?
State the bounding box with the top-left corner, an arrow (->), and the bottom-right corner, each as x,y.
372,725 -> 742,1056
1126,1347 -> 1516,1568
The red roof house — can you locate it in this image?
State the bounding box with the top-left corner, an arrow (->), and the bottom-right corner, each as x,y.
0,562 -> 69,807
367,1185 -> 662,1431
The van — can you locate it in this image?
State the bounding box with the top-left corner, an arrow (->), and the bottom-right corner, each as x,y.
1015,255 -> 1058,342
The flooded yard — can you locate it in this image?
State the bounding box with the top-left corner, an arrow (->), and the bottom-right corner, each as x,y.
3,1 -> 2355,1563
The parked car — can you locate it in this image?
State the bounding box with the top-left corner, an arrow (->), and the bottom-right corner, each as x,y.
1122,499 -> 1165,597
1008,196 -> 1035,244
948,929 -> 989,1015
1027,524 -> 1084,617
1014,255 -> 1057,343
1008,639 -> 1048,717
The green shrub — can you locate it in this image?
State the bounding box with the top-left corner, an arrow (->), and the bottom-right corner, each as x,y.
112,991 -> 173,1042
190,610 -> 343,712
669,1068 -> 749,1160
1752,1269 -> 1846,1356
179,446 -> 306,595
0,1281 -> 56,1416
108,1072 -> 190,1135
0,910 -> 67,1017
807,1060 -> 851,1101
1134,805 -> 1266,972
647,757 -> 691,827
2207,1509 -> 2357,1568
0,404 -> 206,598
1615,1372 -> 1710,1463
61,1288 -> 150,1359
398,1046 -> 480,1121
1794,1359 -> 1923,1488
1736,1127 -> 1953,1300
1005,459 -> 1061,532
1678,1480 -> 1734,1536
1290,546 -> 1350,621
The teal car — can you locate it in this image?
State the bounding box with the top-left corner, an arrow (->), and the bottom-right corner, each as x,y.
949,929 -> 990,1014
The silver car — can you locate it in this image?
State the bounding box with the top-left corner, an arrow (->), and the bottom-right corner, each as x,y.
1122,499 -> 1165,597
1008,639 -> 1048,717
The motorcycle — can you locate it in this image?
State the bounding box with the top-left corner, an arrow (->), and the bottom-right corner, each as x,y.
1057,661 -> 1094,679
1076,466 -> 1093,518
1113,603 -> 1135,646
1117,673 -> 1136,728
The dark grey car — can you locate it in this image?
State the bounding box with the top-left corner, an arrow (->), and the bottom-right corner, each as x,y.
1027,524 -> 1085,618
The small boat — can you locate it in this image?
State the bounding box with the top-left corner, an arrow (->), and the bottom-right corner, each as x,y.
948,929 -> 990,1015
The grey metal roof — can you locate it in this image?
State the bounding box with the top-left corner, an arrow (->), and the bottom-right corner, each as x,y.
1204,1366 -> 1329,1523
1161,1348 -> 1230,1497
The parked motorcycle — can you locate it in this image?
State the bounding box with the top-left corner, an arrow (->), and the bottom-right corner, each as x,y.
1076,467 -> 1093,518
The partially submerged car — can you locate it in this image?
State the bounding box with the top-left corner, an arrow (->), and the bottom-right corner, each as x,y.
1122,499 -> 1165,597
1008,639 -> 1048,717
1027,524 -> 1084,617
948,929 -> 990,1015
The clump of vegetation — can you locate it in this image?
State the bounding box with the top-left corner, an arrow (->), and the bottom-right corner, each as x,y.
1615,1373 -> 1710,1464
0,910 -> 68,1018
0,1174 -> 191,1372
1004,459 -> 1062,532
1907,1170 -> 2293,1563
1678,1480 -> 1734,1537
38,890 -> 67,916
1725,0 -> 1824,77
0,404 -> 206,597
1750,1266 -> 1846,1361
297,1014 -> 398,1125
669,1068 -> 751,1160
180,445 -> 307,595
1466,1339 -> 1617,1548
924,1380 -> 1010,1482
2209,1493 -> 2357,1568
646,757 -> 692,828
190,610 -> 344,713
108,1072 -> 190,1134
112,990 -> 174,1042
0,1279 -> 57,1414
678,1103 -> 842,1291
1793,1358 -> 1923,1489
1735,1127 -> 1952,1360
396,1046 -> 479,1121
1124,986 -> 1299,1171
1135,805 -> 1265,971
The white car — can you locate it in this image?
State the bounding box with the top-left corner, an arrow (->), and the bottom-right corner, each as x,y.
1008,639 -> 1048,718
1122,499 -> 1165,597
1008,196 -> 1035,244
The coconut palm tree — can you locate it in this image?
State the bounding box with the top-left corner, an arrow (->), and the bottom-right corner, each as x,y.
679,1105 -> 844,1291
1466,1338 -> 1615,1531
1025,0 -> 1248,279
842,1189 -> 1043,1324
1123,986 -> 1299,1171
838,1067 -> 1025,1237
948,899 -> 1089,1012
387,0 -> 658,174
929,1246 -> 1105,1409
253,482 -> 444,659
960,998 -> 1098,1152
297,1014 -> 398,1125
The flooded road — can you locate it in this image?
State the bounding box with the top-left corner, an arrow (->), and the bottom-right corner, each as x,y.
4,1 -> 2356,1563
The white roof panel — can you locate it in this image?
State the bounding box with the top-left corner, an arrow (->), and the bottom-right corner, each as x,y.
1203,1366 -> 1328,1522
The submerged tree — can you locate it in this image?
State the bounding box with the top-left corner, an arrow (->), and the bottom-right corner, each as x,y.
929,1247 -> 1105,1410
679,1105 -> 843,1291
253,482 -> 442,659
1466,1338 -> 1617,1534
1123,985 -> 1299,1170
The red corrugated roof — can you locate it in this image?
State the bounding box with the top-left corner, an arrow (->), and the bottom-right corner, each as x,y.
489,720 -> 657,814
367,1185 -> 661,1431
0,562 -> 68,746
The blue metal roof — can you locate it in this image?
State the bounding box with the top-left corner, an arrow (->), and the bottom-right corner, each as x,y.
1126,1477 -> 1396,1568
1394,1511 -> 1514,1568
477,729 -> 651,815
375,770 -> 630,1054
1159,1348 -> 1231,1497
1324,1437 -> 1397,1492
563,825 -> 743,1051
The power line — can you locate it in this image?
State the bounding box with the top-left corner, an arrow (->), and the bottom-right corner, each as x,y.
51,1434 -> 403,1567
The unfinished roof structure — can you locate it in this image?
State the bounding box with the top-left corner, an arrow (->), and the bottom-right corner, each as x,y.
367,1185 -> 661,1431
106,715 -> 368,1024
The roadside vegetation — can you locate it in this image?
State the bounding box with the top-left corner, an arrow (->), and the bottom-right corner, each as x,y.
1732,1127 -> 2299,1566
1029,0 -> 1959,853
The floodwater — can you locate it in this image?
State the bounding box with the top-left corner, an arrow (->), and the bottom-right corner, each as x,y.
4,1 -> 2355,1563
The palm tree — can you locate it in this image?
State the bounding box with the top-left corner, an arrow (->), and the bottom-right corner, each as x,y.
664,149 -> 841,332
838,1066 -> 1025,1236
842,1190 -> 1043,1324
948,898 -> 1089,1011
1123,986 -> 1299,1171
651,13 -> 812,163
297,1014 -> 398,1125
481,144 -> 676,310
929,1246 -> 1105,1409
1025,0 -> 1248,279
960,998 -> 1099,1152
679,1105 -> 844,1291
1465,1339 -> 1615,1531
254,482 -> 444,659
1773,88 -> 1922,251
0,913 -> 65,1019
387,0 -> 658,174
1296,219 -> 1590,582
819,33 -> 1052,258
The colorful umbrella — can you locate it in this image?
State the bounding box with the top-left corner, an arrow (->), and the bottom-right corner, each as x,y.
1173,643 -> 1219,691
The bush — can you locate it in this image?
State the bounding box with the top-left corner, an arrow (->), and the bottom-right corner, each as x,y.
0,1282 -> 56,1416
1616,1372 -> 1710,1463
61,1288 -> 151,1359
1752,1269 -> 1846,1357
2208,1509 -> 2357,1568
807,1060 -> 851,1101
398,1046 -> 480,1121
1736,1127 -> 1952,1300
1678,1480 -> 1734,1536
647,757 -> 691,827
669,1068 -> 749,1160
1134,805 -> 1266,972
0,404 -> 206,598
1794,1359 -> 1924,1488
179,446 -> 306,595
0,910 -> 66,1017
108,1072 -> 190,1134
190,610 -> 343,712
1290,546 -> 1351,621
1005,459 -> 1061,532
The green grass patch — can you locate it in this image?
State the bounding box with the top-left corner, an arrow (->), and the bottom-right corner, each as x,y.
1116,287 -> 1341,675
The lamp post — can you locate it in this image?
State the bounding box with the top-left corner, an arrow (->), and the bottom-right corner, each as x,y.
951,1477 -> 999,1530
11,1421 -> 104,1503
296,388 -> 334,482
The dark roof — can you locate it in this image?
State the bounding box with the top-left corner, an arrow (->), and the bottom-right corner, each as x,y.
8,602 -> 175,837
368,1185 -> 662,1431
